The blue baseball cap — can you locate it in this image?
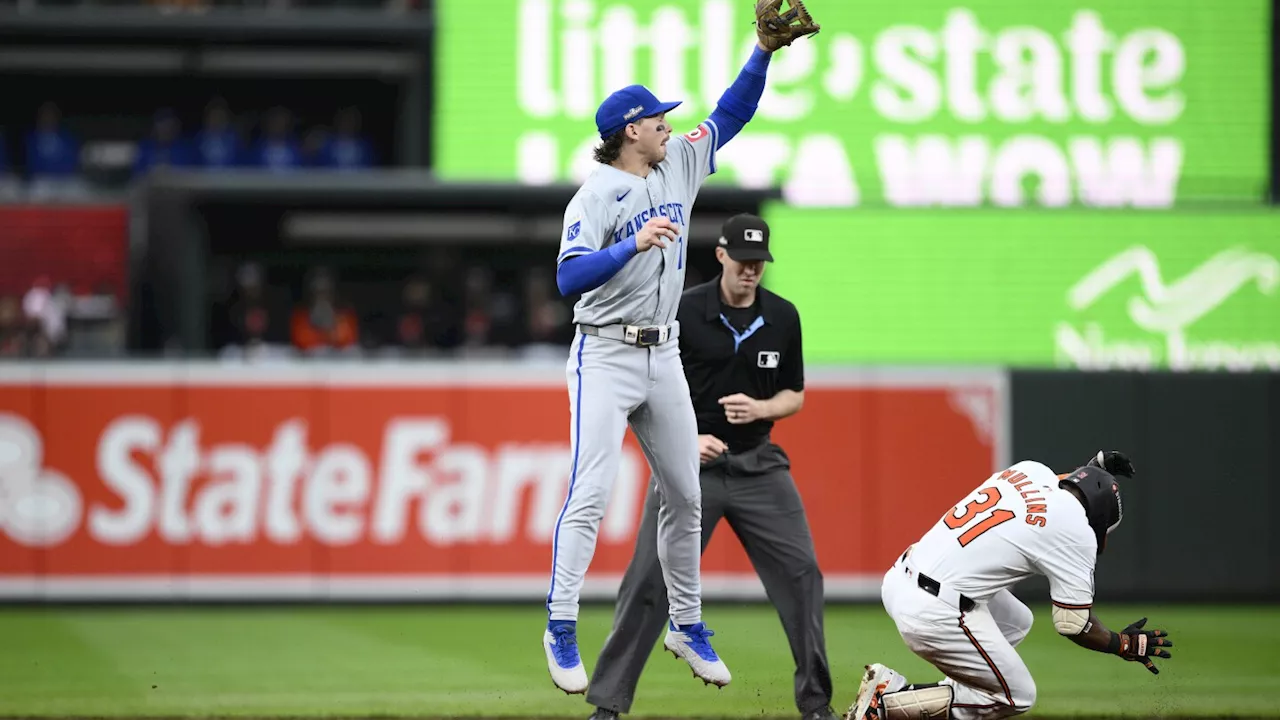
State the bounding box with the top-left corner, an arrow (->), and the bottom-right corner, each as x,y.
595,84 -> 682,138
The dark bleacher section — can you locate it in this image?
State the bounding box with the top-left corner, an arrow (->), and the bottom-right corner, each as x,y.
0,90 -> 395,200
0,0 -> 743,364
203,243 -> 720,363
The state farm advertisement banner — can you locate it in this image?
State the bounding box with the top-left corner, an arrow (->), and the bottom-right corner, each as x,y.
0,364 -> 1006,600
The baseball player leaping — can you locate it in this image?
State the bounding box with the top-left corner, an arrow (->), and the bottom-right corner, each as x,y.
844,451 -> 1174,720
542,0 -> 821,698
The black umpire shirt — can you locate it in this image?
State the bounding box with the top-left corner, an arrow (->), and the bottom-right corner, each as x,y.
677,275 -> 803,453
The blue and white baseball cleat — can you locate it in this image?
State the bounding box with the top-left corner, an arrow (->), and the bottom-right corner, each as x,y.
663,620 -> 731,687
543,621 -> 588,694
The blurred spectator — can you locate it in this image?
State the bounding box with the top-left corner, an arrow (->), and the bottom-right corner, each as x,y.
248,106 -> 303,172
216,264 -> 293,364
317,107 -> 374,170
0,296 -> 28,357
26,102 -> 88,201
134,108 -> 195,177
27,329 -> 54,359
65,281 -> 126,358
388,273 -> 457,353
194,98 -> 243,169
302,125 -> 331,168
423,246 -> 463,298
460,266 -> 520,350
522,268 -> 571,349
226,263 -> 280,348
22,277 -> 70,353
290,268 -> 360,355
460,267 -> 492,347
25,102 -> 79,179
488,280 -> 521,347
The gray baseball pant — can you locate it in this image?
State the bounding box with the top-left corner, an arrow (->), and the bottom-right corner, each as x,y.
547,332 -> 703,625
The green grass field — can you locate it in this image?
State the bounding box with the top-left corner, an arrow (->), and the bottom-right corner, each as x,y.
0,603 -> 1276,719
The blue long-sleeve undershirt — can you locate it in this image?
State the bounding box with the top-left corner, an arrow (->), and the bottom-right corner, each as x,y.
556,47 -> 772,297
556,237 -> 639,296
707,45 -> 771,148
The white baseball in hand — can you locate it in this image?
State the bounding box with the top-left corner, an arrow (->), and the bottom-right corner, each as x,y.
636,217 -> 679,252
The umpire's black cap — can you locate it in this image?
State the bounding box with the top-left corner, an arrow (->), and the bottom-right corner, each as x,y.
718,213 -> 773,262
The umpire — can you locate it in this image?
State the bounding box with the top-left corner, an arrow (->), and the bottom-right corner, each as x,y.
586,213 -> 835,720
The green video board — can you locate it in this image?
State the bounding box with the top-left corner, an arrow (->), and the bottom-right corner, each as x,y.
434,0 -> 1269,208
761,207 -> 1280,370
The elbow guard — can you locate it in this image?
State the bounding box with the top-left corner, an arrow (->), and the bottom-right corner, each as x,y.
1052,605 -> 1090,635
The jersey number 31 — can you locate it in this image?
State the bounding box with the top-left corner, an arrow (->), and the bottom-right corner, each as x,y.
943,486 -> 1015,547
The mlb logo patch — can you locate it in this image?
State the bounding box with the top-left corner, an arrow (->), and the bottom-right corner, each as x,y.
758,351 -> 779,369
744,229 -> 764,242
566,220 -> 582,243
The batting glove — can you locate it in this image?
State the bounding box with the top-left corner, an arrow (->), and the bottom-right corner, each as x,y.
1114,617 -> 1173,674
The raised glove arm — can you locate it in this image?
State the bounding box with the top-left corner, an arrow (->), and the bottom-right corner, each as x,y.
755,0 -> 820,52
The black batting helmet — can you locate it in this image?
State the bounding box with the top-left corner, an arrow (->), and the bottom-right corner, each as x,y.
1059,465 -> 1123,554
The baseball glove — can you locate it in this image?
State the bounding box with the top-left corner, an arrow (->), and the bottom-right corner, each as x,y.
755,0 -> 820,52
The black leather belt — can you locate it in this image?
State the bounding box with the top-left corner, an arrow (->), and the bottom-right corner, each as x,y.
578,323 -> 674,347
917,572 -> 976,613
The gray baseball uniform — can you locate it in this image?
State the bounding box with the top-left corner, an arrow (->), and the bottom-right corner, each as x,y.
547,119 -> 722,626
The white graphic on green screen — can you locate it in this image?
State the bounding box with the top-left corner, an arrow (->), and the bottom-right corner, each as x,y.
1057,247 -> 1280,370
437,1 -> 1269,207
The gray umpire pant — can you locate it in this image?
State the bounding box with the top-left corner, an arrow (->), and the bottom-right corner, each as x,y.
587,440 -> 833,715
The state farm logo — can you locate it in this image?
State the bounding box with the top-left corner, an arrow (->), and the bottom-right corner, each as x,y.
0,414 -> 644,550
0,414 -> 83,547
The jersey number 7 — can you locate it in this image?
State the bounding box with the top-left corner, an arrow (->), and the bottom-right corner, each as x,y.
943,486 -> 1016,547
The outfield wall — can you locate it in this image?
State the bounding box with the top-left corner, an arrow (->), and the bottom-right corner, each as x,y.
0,362 -> 1006,602
0,362 -> 1273,603
1008,370 -> 1280,603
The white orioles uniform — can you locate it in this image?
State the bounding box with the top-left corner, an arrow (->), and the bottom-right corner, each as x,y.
873,460 -> 1098,720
